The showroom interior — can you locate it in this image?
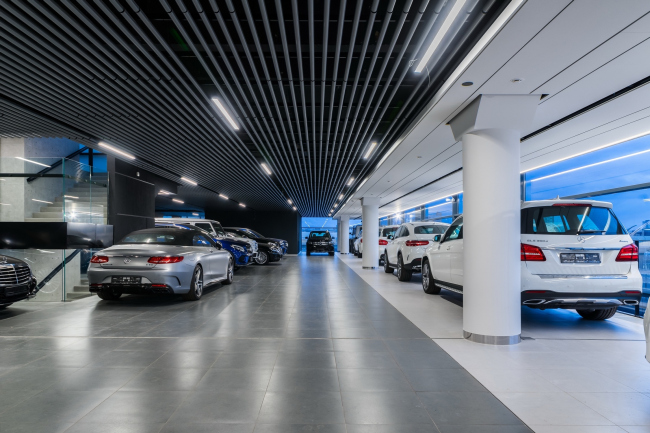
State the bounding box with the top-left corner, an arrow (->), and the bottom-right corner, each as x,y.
0,0 -> 649,432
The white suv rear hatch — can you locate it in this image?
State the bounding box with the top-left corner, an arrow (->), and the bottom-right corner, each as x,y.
522,201 -> 632,283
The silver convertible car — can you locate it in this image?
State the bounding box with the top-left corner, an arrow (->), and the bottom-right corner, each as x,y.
88,227 -> 233,301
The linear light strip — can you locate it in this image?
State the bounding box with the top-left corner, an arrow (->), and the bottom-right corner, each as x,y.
98,142 -> 135,160
212,98 -> 239,130
181,177 -> 197,186
363,142 -> 377,159
415,0 -> 468,73
16,157 -> 50,167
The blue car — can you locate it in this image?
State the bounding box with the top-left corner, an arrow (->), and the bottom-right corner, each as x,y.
155,221 -> 254,269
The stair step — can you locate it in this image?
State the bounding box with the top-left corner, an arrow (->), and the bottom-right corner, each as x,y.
40,206 -> 107,213
55,197 -> 108,204
25,218 -> 64,222
71,285 -> 90,293
66,292 -> 92,301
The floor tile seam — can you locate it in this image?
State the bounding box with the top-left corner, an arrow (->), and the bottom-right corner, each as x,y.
338,256 -> 536,431
566,389 -> 650,428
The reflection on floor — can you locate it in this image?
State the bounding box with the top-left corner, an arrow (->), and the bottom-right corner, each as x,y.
339,253 -> 650,433
0,256 -> 531,433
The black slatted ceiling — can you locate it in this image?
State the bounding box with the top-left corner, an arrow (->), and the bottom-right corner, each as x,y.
0,0 -> 509,215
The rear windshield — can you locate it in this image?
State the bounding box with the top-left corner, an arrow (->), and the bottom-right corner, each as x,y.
119,231 -> 191,245
381,227 -> 397,237
522,206 -> 626,235
414,225 -> 447,235
309,231 -> 331,239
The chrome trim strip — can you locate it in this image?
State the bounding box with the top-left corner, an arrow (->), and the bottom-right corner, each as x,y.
537,274 -> 627,279
542,247 -> 622,251
463,331 -> 521,345
436,283 -> 463,294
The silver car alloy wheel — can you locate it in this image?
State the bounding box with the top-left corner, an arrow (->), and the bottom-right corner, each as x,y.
194,267 -> 203,298
256,251 -> 268,265
227,258 -> 234,282
397,259 -> 402,279
422,262 -> 430,290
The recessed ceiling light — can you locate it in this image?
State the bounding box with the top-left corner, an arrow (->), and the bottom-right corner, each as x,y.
172,198 -> 184,204
415,0 -> 468,73
288,199 -> 293,204
347,177 -> 355,186
363,142 -> 377,159
98,142 -> 135,160
461,82 -> 473,87
219,194 -> 229,200
338,194 -> 343,200
16,157 -> 50,167
211,97 -> 239,130
261,163 -> 272,175
192,212 -> 199,216
292,206 -> 297,211
333,203 -> 338,207
181,177 -> 197,186
159,190 -> 173,195
239,203 -> 246,207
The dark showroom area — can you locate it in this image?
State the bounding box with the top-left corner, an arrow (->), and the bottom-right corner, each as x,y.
0,0 -> 649,432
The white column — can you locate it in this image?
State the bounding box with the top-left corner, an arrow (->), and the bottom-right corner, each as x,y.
449,94 -> 540,345
361,197 -> 380,269
339,215 -> 350,254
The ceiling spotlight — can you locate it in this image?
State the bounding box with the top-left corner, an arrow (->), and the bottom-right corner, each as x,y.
211,97 -> 239,130
292,206 -> 297,211
98,142 -> 135,160
347,177 -> 355,186
239,203 -> 246,207
16,157 -> 51,168
363,142 -> 377,159
333,203 -> 338,207
415,0 -> 468,73
172,198 -> 184,204
219,194 -> 229,200
287,199 -> 293,205
339,194 -> 344,200
261,163 -> 272,175
181,177 -> 197,186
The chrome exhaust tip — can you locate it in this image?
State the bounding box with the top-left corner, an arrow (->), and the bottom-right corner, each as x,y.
623,300 -> 639,306
523,299 -> 546,305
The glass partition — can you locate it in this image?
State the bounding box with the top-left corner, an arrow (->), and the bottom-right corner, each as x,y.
0,157 -> 108,224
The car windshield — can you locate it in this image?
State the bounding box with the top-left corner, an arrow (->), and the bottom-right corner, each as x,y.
414,225 -> 447,235
119,230 -> 190,246
309,231 -> 331,239
243,229 -> 264,238
381,227 -> 397,237
522,205 -> 626,235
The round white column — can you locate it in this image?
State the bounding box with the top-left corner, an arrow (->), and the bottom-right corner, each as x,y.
339,215 -> 350,254
462,128 -> 521,344
361,197 -> 380,269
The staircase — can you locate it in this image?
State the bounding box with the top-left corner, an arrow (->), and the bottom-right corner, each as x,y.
26,173 -> 109,223
68,277 -> 92,301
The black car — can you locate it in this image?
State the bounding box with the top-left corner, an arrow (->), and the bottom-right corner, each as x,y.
306,230 -> 334,256
0,256 -> 38,308
224,228 -> 285,265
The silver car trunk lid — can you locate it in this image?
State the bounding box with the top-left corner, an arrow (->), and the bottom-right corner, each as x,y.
99,245 -> 186,269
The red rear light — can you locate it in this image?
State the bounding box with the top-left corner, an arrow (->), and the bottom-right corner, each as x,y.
90,255 -> 108,263
405,240 -> 429,247
360,239 -> 362,243
148,256 -> 184,264
552,203 -> 592,207
521,244 -> 546,261
151,284 -> 168,288
615,244 -> 638,262
379,239 -> 388,245
624,291 -> 641,294
526,290 -> 547,294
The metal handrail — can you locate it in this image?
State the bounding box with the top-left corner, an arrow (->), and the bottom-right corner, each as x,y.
26,147 -> 88,183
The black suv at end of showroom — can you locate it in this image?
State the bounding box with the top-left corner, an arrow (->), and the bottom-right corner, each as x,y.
0,256 -> 38,308
306,230 -> 335,256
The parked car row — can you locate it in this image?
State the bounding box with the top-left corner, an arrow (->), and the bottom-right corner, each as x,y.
86,219 -> 288,303
358,199 -> 644,322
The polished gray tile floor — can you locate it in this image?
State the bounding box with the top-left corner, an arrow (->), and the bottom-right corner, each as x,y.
0,255 -> 532,432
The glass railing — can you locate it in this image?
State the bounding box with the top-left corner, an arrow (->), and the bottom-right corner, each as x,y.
0,157 -> 108,224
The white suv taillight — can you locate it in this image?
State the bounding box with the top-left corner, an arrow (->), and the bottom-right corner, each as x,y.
615,244 -> 638,262
405,240 -> 429,247
521,243 -> 546,262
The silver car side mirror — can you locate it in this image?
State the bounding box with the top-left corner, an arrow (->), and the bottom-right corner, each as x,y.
433,235 -> 441,242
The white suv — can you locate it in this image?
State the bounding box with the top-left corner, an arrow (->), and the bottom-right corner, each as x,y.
383,221 -> 449,281
421,199 -> 643,320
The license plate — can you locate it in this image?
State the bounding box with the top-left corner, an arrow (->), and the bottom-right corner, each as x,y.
560,253 -> 600,264
111,276 -> 141,284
